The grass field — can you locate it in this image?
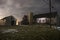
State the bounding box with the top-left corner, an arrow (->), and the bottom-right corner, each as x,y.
0,25 -> 60,40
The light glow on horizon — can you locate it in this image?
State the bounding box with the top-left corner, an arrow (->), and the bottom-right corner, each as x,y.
16,20 -> 18,25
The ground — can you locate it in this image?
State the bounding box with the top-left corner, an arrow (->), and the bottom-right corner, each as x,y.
0,25 -> 60,40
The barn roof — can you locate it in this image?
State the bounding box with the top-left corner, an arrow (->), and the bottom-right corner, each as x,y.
33,12 -> 57,18
2,15 -> 16,20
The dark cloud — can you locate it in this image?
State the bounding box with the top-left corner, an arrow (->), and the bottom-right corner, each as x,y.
0,0 -> 6,5
55,0 -> 60,3
0,0 -> 60,21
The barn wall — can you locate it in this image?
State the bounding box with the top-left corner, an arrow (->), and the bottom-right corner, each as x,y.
0,19 -> 6,25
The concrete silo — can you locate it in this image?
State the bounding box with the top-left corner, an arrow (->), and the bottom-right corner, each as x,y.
28,12 -> 33,25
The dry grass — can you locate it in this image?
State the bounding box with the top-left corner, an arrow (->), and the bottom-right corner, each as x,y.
0,25 -> 60,40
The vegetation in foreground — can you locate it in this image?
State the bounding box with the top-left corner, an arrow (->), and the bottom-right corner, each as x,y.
0,25 -> 60,40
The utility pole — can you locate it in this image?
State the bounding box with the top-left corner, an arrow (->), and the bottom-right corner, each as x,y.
49,0 -> 51,28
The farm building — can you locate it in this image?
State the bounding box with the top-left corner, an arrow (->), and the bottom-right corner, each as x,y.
20,12 -> 58,25
36,18 -> 48,24
2,16 -> 17,26
33,12 -> 57,25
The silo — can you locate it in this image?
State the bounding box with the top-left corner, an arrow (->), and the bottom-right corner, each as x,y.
28,12 -> 33,25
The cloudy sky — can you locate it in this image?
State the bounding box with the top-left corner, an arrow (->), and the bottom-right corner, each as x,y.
0,0 -> 60,21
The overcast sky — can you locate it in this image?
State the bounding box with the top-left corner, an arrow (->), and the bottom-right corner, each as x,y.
0,0 -> 60,21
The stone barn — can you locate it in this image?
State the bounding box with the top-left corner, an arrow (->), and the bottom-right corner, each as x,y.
2,16 -> 17,26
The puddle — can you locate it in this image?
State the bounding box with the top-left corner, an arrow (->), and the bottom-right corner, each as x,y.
1,29 -> 19,33
54,27 -> 60,30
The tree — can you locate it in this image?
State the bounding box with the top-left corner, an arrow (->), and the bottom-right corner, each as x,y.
21,15 -> 29,25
